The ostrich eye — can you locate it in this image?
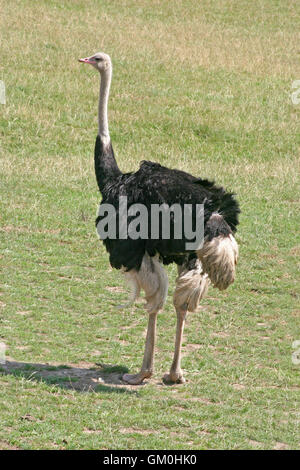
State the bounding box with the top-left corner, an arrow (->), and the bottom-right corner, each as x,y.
95,57 -> 103,62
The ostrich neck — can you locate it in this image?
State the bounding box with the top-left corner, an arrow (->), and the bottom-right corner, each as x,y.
98,67 -> 112,145
94,64 -> 121,192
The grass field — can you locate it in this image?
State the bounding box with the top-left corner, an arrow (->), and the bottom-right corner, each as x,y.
0,0 -> 300,450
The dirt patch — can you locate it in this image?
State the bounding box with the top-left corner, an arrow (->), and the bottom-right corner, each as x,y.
198,430 -> 211,436
0,440 -> 20,450
273,442 -> 289,450
83,428 -> 102,434
105,286 -> 125,293
212,332 -> 230,338
232,383 -> 246,390
185,343 -> 202,351
249,440 -> 263,448
290,245 -> 300,256
181,396 -> 222,405
119,428 -> 154,435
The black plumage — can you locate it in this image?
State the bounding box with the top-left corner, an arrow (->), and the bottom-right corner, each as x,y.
94,136 -> 240,272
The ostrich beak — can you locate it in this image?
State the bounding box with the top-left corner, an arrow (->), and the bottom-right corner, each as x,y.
78,57 -> 93,64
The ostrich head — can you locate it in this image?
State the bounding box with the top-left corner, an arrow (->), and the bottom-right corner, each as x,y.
79,52 -> 112,141
78,52 -> 112,73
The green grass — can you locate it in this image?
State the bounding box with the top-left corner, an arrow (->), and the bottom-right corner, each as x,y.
0,0 -> 299,450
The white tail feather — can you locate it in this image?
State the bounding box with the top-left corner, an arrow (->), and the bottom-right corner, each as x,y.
197,234 -> 238,290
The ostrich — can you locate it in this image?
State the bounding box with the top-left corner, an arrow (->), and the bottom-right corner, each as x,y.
79,52 -> 240,385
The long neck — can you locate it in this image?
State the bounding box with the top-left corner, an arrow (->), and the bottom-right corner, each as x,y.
94,66 -> 121,192
98,66 -> 112,142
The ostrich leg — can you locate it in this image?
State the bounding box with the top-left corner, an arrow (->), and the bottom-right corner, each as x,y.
122,254 -> 168,385
163,306 -> 187,384
123,311 -> 158,385
163,260 -> 209,384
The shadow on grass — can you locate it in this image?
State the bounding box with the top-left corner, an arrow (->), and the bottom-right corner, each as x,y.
0,360 -> 140,394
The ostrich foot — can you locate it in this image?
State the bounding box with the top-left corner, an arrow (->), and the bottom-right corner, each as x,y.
122,371 -> 152,385
163,371 -> 186,385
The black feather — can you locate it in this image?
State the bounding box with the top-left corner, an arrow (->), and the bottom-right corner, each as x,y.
95,145 -> 240,271
94,135 -> 121,192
